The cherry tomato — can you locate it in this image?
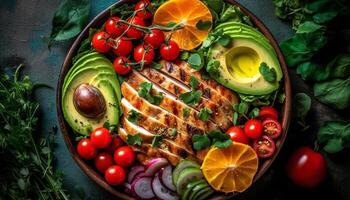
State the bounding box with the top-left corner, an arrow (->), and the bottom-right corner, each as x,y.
259,106 -> 279,120
90,127 -> 112,149
92,31 -> 111,53
114,146 -> 135,167
105,17 -> 124,37
262,119 -> 282,139
112,37 -> 133,56
287,147 -> 326,188
106,135 -> 124,154
144,29 -> 165,49
105,165 -> 126,186
94,152 -> 114,173
135,0 -> 153,20
77,138 -> 97,160
133,44 -> 155,65
160,40 -> 180,61
253,135 -> 276,158
226,126 -> 249,144
244,119 -> 263,139
113,56 -> 132,75
125,16 -> 145,39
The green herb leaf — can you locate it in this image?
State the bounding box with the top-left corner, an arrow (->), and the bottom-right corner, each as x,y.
170,128 -> 177,136
314,77 -> 350,110
317,121 -> 350,153
293,93 -> 312,119
127,134 -> 143,146
207,0 -> 223,13
196,20 -> 212,30
218,34 -> 232,47
296,21 -> 323,34
183,107 -> 190,118
206,60 -> 221,78
189,76 -> 199,89
213,139 -> 233,148
151,135 -> 163,147
49,0 -> 90,47
188,53 -> 204,71
180,51 -> 190,60
232,112 -> 239,125
207,130 -> 233,148
198,108 -> 213,122
180,91 -> 202,105
192,134 -> 211,150
138,82 -> 164,105
259,62 -> 277,83
150,62 -> 162,70
128,109 -> 140,123
249,108 -> 260,118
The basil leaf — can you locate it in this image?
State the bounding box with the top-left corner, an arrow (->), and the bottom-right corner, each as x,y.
296,62 -> 329,81
49,0 -> 90,47
180,91 -> 202,106
317,121 -> 350,153
314,77 -> 350,109
188,53 -> 204,71
327,54 -> 350,79
196,20 -> 212,30
313,10 -> 338,24
192,134 -> 211,150
259,62 -> 277,83
198,108 -> 213,122
189,76 -> 199,89
296,21 -> 323,34
293,93 -> 311,119
126,134 -> 143,146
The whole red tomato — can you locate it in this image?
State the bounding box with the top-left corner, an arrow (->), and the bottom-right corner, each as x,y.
105,17 -> 124,37
112,37 -> 133,56
94,152 -> 114,173
113,56 -> 132,75
287,146 -> 327,188
125,16 -> 145,39
244,119 -> 263,139
259,106 -> 279,120
114,146 -> 135,167
105,165 -> 126,186
135,0 -> 153,20
90,127 -> 112,149
226,126 -> 249,144
160,40 -> 180,61
144,29 -> 165,49
133,44 -> 155,65
77,138 -> 97,160
92,31 -> 111,53
106,135 -> 124,154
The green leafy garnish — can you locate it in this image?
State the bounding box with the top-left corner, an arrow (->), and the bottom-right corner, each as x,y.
126,134 -> 143,146
192,134 -> 211,150
151,135 -> 163,147
207,0 -> 223,13
198,108 -> 213,122
170,128 -> 178,136
128,109 -> 140,123
249,108 -> 260,118
196,20 -> 212,30
206,60 -> 221,78
188,53 -> 204,71
49,0 -> 90,47
179,91 -> 202,106
138,82 -> 164,105
192,130 -> 232,150
293,93 -> 312,131
167,21 -> 177,27
317,121 -> 350,153
189,76 -> 199,89
150,62 -> 162,70
259,62 -> 277,83
217,34 -> 232,47
180,51 -> 190,60
183,107 -> 190,118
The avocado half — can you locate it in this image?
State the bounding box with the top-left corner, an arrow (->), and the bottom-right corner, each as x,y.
208,22 -> 283,95
62,52 -> 121,135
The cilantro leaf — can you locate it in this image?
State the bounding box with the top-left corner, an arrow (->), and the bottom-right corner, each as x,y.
198,107 -> 213,122
183,107 -> 190,118
259,62 -> 277,83
151,135 -> 163,147
213,139 -> 233,148
208,130 -> 233,148
206,60 -> 221,78
126,134 -> 143,146
192,134 -> 211,150
180,91 -> 202,105
150,62 -> 162,70
189,76 -> 199,89
138,82 -> 164,105
188,53 -> 204,71
127,109 -> 140,123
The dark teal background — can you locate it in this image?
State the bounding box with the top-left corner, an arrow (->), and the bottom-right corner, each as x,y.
0,0 -> 349,199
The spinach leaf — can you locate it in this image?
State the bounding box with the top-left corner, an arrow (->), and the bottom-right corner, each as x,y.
327,54 -> 350,79
317,121 -> 350,153
49,0 -> 90,47
259,62 -> 277,83
296,62 -> 329,81
296,21 -> 323,34
314,77 -> 350,109
294,93 -> 312,119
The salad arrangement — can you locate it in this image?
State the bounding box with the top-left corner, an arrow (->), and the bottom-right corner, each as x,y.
61,0 -> 286,199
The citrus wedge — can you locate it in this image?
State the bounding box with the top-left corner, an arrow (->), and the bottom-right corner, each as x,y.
153,0 -> 212,50
201,143 -> 259,193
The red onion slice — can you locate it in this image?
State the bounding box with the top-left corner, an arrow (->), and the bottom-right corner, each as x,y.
145,158 -> 169,176
152,172 -> 179,200
160,165 -> 176,191
132,177 -> 155,200
127,165 -> 145,183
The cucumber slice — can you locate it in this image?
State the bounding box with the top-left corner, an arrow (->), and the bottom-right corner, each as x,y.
176,167 -> 203,195
189,182 -> 209,200
173,160 -> 200,185
196,187 -> 214,200
182,180 -> 206,200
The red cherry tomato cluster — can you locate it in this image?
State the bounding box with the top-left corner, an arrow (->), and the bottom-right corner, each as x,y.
76,127 -> 135,186
91,0 -> 180,76
226,106 -> 282,159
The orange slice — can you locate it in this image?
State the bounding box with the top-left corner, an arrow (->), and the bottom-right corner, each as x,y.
201,143 -> 259,193
153,0 -> 212,50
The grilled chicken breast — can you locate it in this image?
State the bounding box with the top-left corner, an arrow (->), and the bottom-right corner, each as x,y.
119,61 -> 238,165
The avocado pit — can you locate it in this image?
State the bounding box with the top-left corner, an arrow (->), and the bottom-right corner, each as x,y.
73,83 -> 106,119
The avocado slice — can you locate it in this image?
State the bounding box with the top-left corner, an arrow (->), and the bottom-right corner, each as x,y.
62,52 -> 120,135
182,180 -> 206,200
176,167 -> 203,195
173,160 -> 200,186
189,182 -> 210,200
208,23 -> 283,95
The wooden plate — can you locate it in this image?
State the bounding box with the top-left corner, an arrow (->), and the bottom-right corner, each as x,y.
56,0 -> 292,199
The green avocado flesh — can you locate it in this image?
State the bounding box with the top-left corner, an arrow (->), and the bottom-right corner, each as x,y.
209,22 -> 283,95
62,52 -> 121,135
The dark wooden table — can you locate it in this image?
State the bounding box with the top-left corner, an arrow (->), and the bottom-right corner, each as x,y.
0,0 -> 349,199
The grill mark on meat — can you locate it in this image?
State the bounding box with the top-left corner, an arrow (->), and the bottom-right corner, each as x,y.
166,62 -> 174,73
180,69 -> 186,81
